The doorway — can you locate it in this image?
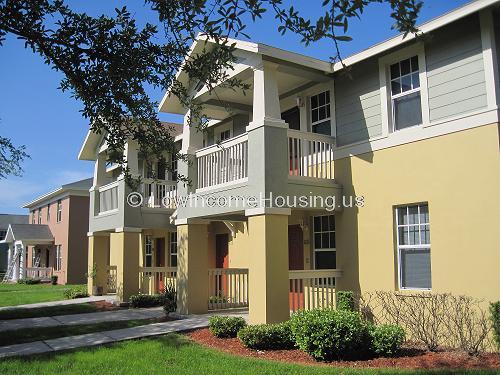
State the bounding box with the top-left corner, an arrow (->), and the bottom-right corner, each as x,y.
288,225 -> 304,309
215,234 -> 229,298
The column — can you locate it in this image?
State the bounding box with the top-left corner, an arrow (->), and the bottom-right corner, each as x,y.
176,223 -> 209,314
110,230 -> 141,302
247,211 -> 290,324
87,234 -> 110,295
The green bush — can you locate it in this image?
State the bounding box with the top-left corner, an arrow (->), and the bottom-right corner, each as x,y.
336,291 -> 355,311
63,285 -> 89,299
238,320 -> 295,350
369,324 -> 405,356
209,316 -> 247,338
290,308 -> 368,361
51,275 -> 58,285
163,283 -> 177,314
17,278 -> 41,285
491,301 -> 500,349
129,293 -> 165,308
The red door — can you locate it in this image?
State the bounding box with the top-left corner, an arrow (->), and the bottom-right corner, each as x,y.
216,234 -> 229,297
288,225 -> 304,310
155,238 -> 165,292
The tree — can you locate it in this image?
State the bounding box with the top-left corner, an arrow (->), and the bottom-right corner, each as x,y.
0,133 -> 29,179
0,0 -> 422,183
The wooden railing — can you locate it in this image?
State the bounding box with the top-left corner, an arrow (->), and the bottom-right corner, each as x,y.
287,130 -> 335,179
98,181 -> 119,213
196,134 -> 248,190
139,266 -> 177,295
142,179 -> 177,209
106,265 -> 117,294
288,269 -> 342,312
208,268 -> 249,310
25,267 -> 52,280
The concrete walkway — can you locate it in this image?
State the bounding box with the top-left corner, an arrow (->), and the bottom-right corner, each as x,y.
0,295 -> 117,311
0,307 -> 165,332
0,310 -> 248,359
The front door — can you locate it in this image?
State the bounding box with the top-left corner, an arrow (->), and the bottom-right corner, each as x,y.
155,238 -> 165,291
288,225 -> 304,309
215,234 -> 229,298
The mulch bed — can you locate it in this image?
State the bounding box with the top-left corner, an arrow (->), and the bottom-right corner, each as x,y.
88,300 -> 122,311
186,328 -> 500,370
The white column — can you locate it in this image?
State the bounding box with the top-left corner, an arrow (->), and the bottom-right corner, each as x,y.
124,140 -> 140,178
18,243 -> 25,280
93,153 -> 108,188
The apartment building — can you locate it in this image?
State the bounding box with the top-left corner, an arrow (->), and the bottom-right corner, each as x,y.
81,0 -> 500,324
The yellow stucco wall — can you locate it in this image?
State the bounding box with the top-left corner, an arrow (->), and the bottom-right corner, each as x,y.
334,124 -> 500,302
109,231 -> 140,301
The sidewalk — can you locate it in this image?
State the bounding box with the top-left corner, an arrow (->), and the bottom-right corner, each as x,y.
0,310 -> 248,359
0,306 -> 165,332
0,295 -> 116,311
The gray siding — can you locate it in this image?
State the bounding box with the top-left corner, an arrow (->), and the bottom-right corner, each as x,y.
494,11 -> 500,94
426,15 -> 487,122
335,58 -> 382,146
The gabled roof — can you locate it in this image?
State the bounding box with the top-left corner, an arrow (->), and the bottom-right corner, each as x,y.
2,224 -> 54,245
23,178 -> 93,209
0,214 -> 28,229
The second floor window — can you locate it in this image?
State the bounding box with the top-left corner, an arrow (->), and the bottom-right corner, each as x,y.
46,204 -> 50,221
390,56 -> 422,131
310,91 -> 331,135
56,200 -> 62,222
169,232 -> 177,267
31,211 -> 35,224
0,230 -> 6,240
38,209 -> 42,224
313,215 -> 336,269
219,129 -> 231,142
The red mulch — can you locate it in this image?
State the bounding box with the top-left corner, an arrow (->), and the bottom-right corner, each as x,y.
88,301 -> 122,312
186,328 -> 500,370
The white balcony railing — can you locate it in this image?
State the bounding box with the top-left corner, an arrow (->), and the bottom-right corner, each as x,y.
139,266 -> 177,295
98,181 -> 119,213
141,179 -> 177,209
25,267 -> 52,280
208,268 -> 249,310
196,134 -> 248,190
287,130 -> 335,180
288,269 -> 343,312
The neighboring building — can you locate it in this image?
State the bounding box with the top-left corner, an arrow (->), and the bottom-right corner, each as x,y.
2,178 -> 92,284
0,214 -> 29,276
81,0 -> 500,325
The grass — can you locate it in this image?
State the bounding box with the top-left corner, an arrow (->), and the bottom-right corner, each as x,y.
0,319 -> 163,346
0,303 -> 110,320
0,334 -> 496,375
0,283 -> 86,307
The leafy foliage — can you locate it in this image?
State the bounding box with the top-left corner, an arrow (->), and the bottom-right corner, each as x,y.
208,315 -> 247,338
368,324 -> 405,356
129,293 -> 165,308
336,290 -> 355,311
63,285 -> 89,299
0,134 -> 29,179
237,320 -> 295,350
491,301 -> 500,350
163,283 -> 177,314
17,278 -> 41,285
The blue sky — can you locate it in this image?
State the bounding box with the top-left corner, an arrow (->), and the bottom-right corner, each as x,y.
0,0 -> 469,214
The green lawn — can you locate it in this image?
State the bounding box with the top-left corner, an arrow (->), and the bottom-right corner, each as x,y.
0,334 -> 495,375
0,303 -> 110,320
0,283 -> 85,307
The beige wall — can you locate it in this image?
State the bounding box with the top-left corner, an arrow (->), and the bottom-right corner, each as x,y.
335,124 -> 500,302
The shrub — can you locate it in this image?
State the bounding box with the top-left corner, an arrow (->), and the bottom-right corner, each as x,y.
290,308 -> 368,361
17,278 -> 41,285
209,316 -> 247,338
51,275 -> 58,285
491,301 -> 500,350
336,291 -> 355,311
238,320 -> 295,350
163,283 -> 177,314
129,293 -> 165,308
369,324 -> 405,356
63,285 -> 89,299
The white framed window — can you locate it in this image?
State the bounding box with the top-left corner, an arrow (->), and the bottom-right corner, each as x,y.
31,248 -> 36,267
169,232 -> 177,267
310,90 -> 331,135
31,211 -> 35,224
46,204 -> 50,221
390,56 -> 422,131
38,208 -> 42,224
144,235 -> 153,267
55,245 -> 62,271
396,203 -> 431,290
219,129 -> 231,142
313,215 -> 336,269
56,200 -> 62,223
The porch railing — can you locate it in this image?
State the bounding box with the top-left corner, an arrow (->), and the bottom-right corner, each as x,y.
288,269 -> 343,312
287,129 -> 335,179
98,181 -> 119,213
196,134 -> 248,190
141,179 -> 177,209
208,268 -> 249,310
25,267 -> 52,280
139,266 -> 177,295
106,265 -> 117,294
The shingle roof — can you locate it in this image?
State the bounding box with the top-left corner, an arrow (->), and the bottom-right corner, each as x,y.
4,224 -> 54,243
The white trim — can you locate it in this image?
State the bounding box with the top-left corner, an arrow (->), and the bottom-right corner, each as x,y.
480,8 -> 499,108
245,207 -> 291,217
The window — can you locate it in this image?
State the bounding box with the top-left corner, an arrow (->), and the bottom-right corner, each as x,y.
144,236 -> 153,267
396,203 -> 431,290
310,91 -> 331,135
0,230 -> 6,240
390,56 -> 422,130
169,232 -> 178,267
31,211 -> 35,224
55,245 -> 62,271
38,208 -> 42,224
313,215 -> 336,269
56,200 -> 62,222
31,248 -> 36,266
46,204 -> 50,221
220,129 -> 231,142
